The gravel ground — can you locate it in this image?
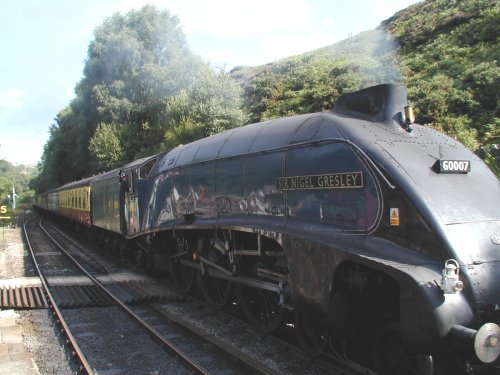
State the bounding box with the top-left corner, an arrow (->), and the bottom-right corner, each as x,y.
62,306 -> 191,374
17,310 -> 73,375
1,216 -> 347,374
5,218 -> 196,374
153,300 -> 325,375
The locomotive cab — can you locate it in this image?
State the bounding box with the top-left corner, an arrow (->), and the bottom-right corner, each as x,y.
329,84 -> 500,372
120,154 -> 163,236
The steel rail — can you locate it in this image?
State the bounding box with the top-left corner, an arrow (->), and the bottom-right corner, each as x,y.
38,220 -> 216,375
23,217 -> 94,374
48,222 -> 370,375
150,303 -> 281,375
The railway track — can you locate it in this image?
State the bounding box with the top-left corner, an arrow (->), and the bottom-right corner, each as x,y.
149,299 -> 378,375
21,217 -> 289,374
23,217 -> 93,374
20,216 -> 378,375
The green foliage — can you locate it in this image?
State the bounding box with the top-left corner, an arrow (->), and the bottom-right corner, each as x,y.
30,106 -> 92,192
234,56 -> 364,123
233,0 -> 498,172
35,5 -> 246,191
89,123 -> 125,170
186,67 -> 247,135
397,0 -> 499,156
162,67 -> 247,150
484,150 -> 500,177
0,160 -> 37,205
232,28 -> 406,123
33,6 -> 204,190
479,125 -> 500,177
384,0 -> 496,48
33,0 -> 499,192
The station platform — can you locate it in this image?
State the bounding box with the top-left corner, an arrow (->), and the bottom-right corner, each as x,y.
0,310 -> 39,375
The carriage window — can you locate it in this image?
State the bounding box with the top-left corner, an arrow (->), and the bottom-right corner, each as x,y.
284,142 -> 380,231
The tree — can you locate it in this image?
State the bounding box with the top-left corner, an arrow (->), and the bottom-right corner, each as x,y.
81,5 -> 207,164
162,66 -> 247,150
0,160 -> 37,206
89,123 -> 124,170
37,5 -> 205,189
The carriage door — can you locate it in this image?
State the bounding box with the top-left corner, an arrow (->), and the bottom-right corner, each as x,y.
124,168 -> 140,235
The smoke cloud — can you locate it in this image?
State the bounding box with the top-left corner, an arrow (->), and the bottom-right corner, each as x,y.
326,27 -> 403,86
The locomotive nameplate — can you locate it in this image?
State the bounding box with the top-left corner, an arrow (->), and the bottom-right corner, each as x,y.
275,172 -> 363,191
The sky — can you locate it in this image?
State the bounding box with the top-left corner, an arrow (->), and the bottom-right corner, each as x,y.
0,0 -> 420,166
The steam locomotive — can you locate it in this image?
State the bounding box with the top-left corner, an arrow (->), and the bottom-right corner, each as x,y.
35,84 -> 500,374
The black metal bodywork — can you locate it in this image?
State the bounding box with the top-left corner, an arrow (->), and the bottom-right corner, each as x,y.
139,84 -> 499,366
34,84 -> 499,371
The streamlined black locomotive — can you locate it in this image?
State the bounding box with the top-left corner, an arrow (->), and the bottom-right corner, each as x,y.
36,84 -> 500,374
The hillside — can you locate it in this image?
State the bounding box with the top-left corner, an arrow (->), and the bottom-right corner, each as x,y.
31,1 -> 499,192
230,0 -> 499,171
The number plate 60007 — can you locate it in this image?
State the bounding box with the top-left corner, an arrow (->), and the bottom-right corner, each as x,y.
437,160 -> 471,174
